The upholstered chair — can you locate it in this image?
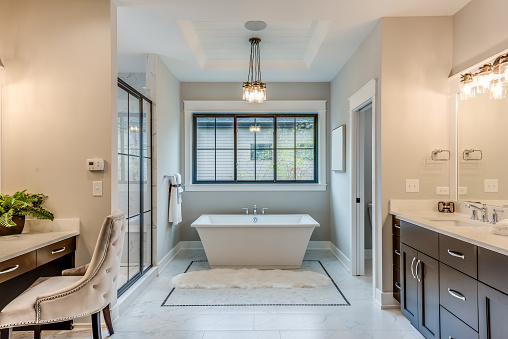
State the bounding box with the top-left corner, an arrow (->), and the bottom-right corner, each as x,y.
0,211 -> 127,339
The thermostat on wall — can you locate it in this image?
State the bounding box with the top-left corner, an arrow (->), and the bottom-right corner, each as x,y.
87,159 -> 104,171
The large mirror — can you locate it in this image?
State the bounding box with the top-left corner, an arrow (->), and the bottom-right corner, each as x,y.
457,92 -> 508,207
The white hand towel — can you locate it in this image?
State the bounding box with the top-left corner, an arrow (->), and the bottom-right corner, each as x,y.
493,219 -> 508,236
168,173 -> 183,225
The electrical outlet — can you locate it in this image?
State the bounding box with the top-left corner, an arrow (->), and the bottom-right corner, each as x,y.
406,179 -> 420,193
459,187 -> 468,195
485,179 -> 499,193
436,187 -> 449,195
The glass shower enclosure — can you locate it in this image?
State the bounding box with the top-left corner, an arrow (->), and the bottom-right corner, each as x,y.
117,78 -> 152,294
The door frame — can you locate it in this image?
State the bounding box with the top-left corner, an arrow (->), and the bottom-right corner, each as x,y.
348,79 -> 379,297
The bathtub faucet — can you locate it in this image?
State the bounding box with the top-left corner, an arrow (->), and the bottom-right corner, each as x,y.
253,205 -> 257,215
242,208 -> 249,215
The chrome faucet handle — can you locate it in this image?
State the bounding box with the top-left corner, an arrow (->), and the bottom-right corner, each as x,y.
253,205 -> 257,215
262,208 -> 268,215
491,209 -> 503,224
242,208 -> 249,215
471,209 -> 478,220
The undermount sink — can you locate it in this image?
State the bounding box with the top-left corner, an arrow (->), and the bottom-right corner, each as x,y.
419,216 -> 480,227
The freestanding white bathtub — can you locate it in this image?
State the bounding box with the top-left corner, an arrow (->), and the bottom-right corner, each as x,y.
191,214 -> 320,269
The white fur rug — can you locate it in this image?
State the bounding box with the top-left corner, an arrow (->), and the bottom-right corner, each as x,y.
171,268 -> 330,289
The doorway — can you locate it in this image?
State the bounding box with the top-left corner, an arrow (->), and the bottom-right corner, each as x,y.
355,104 -> 373,276
348,79 -> 378,301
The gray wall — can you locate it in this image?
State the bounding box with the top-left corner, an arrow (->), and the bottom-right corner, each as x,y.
452,0 -> 508,74
330,17 -> 453,294
180,82 -> 330,242
330,20 -> 382,267
148,55 -> 181,265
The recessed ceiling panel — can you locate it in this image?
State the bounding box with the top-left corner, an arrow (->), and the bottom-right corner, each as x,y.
178,20 -> 331,70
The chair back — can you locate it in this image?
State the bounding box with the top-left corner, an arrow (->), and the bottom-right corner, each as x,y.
36,211 -> 127,323
81,210 -> 127,306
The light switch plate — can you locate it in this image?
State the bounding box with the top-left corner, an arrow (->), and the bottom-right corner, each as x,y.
485,179 -> 498,193
436,187 -> 449,195
459,187 -> 468,195
406,179 -> 420,193
93,181 -> 103,197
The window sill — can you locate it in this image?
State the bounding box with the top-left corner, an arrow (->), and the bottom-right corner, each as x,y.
184,184 -> 327,192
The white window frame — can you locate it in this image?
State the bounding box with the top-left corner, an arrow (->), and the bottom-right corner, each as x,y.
184,100 -> 327,192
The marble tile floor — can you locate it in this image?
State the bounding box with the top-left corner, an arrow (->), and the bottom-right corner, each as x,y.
12,249 -> 423,339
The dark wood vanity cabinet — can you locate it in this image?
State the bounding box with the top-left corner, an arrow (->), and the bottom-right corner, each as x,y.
400,225 -> 440,339
399,219 -> 508,339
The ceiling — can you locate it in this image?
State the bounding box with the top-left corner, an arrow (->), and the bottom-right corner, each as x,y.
116,0 -> 471,82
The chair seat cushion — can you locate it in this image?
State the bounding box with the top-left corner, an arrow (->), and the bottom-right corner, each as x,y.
0,276 -> 81,328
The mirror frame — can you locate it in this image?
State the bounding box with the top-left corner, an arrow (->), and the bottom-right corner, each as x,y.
449,47 -> 508,203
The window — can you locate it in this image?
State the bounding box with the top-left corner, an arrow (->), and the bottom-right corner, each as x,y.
193,114 -> 317,183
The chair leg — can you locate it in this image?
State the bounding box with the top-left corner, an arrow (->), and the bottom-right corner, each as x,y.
91,312 -> 102,339
34,325 -> 42,339
103,304 -> 114,335
0,328 -> 12,339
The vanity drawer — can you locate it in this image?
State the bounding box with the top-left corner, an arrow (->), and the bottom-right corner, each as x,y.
400,220 -> 439,259
392,215 -> 401,237
37,237 -> 76,267
439,234 -> 477,278
393,235 -> 401,268
0,252 -> 36,284
439,263 -> 478,331
478,247 -> 508,295
440,306 -> 478,339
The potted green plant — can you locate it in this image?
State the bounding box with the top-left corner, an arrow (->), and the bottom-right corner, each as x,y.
0,190 -> 54,236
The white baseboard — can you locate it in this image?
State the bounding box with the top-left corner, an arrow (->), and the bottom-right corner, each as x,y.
329,242 -> 351,273
307,241 -> 331,250
178,240 -> 332,251
179,240 -> 204,249
158,242 -> 182,274
375,288 -> 400,309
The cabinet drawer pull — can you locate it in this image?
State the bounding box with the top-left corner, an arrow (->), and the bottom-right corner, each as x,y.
394,282 -> 401,290
51,247 -> 66,254
448,288 -> 466,301
394,224 -> 401,229
410,257 -> 416,279
0,265 -> 19,274
447,249 -> 465,259
394,250 -> 400,256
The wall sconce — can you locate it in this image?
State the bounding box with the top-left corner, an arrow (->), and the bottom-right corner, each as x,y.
460,53 -> 508,100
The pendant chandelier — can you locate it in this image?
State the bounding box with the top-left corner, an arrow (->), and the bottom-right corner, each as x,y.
243,37 -> 266,103
460,52 -> 508,100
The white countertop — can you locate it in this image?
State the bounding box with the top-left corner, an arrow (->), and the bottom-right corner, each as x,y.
0,219 -> 80,262
392,210 -> 508,256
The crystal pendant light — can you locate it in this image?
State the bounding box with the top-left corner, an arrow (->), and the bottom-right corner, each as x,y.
243,37 -> 266,103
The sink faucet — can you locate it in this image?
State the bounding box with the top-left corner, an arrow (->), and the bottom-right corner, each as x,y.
467,203 -> 489,222
253,205 -> 257,216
